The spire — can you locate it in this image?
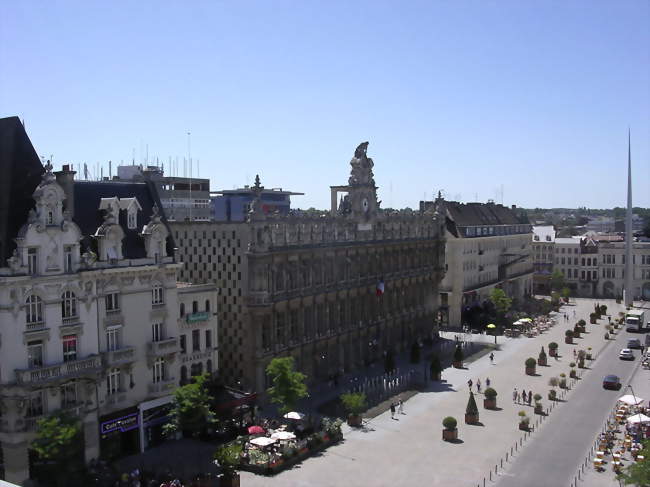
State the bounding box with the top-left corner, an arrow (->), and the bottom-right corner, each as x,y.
624,129 -> 634,307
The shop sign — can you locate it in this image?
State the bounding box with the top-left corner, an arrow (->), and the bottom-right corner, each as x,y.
100,412 -> 139,434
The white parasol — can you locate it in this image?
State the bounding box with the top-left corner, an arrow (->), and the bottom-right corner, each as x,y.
627,414 -> 650,424
618,394 -> 644,405
283,411 -> 306,420
249,436 -> 276,447
271,431 -> 297,441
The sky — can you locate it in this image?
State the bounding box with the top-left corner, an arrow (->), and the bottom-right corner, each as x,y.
1,1 -> 648,210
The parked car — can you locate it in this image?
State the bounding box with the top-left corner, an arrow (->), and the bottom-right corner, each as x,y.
603,375 -> 622,390
627,338 -> 642,349
619,348 -> 635,360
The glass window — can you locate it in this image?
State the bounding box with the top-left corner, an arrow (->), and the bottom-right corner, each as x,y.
64,246 -> 73,273
180,334 -> 187,354
25,295 -> 43,325
61,291 -> 77,319
62,335 -> 77,362
107,368 -> 120,395
153,358 -> 165,383
105,292 -> 120,312
28,248 -> 38,275
192,329 -> 200,352
179,303 -> 185,317
61,380 -> 77,407
152,322 -> 163,342
192,301 -> 198,313
106,326 -> 121,351
205,330 -> 212,349
27,340 -> 44,368
152,284 -> 164,305
27,391 -> 44,417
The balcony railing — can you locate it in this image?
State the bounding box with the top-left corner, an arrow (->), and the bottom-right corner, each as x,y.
147,337 -> 180,356
25,321 -> 45,331
15,355 -> 102,385
62,315 -> 80,325
148,378 -> 176,395
102,346 -> 136,367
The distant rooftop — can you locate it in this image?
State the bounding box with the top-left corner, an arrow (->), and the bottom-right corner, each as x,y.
532,225 -> 555,243
212,186 -> 304,196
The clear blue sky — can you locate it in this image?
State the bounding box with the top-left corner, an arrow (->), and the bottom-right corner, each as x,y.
1,1 -> 648,210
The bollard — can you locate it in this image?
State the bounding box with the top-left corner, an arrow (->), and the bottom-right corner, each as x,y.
501,459 -> 503,468
490,471 -> 492,481
506,452 -> 509,461
483,479 -> 486,487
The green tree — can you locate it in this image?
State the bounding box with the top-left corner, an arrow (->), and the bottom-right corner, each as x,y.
266,357 -> 308,414
550,270 -> 565,292
619,439 -> 650,485
31,412 -> 84,486
164,373 -> 216,437
490,288 -> 512,326
340,392 -> 367,416
561,287 -> 571,301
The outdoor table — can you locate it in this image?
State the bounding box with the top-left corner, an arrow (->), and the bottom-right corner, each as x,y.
612,461 -> 622,472
596,451 -> 605,459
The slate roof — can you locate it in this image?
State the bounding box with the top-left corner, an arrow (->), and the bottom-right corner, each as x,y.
0,116 -> 44,263
445,201 -> 529,227
73,180 -> 174,259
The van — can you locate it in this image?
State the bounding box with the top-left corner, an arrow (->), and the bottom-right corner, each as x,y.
645,334 -> 650,347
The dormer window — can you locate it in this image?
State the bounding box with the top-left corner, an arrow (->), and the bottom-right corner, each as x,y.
534,235 -> 540,241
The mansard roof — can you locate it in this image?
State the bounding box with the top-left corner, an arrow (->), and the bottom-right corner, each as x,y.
445,201 -> 529,227
74,180 -> 170,259
0,116 -> 44,264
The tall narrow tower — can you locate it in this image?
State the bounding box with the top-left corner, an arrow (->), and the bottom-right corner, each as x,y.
624,130 -> 634,307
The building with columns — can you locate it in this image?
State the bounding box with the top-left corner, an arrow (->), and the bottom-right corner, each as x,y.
0,117 -> 218,484
171,142 -> 446,394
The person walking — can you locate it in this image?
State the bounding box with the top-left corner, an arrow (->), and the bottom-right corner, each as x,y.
513,388 -> 518,403
476,379 -> 482,393
398,398 -> 404,415
468,379 -> 473,390
527,392 -> 532,406
521,389 -> 527,405
489,352 -> 495,364
486,377 -> 491,388
390,402 -> 396,419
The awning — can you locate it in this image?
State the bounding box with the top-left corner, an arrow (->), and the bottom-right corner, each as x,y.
627,414 -> 650,424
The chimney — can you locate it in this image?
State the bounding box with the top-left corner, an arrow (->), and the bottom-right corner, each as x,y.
55,164 -> 77,218
511,204 -> 517,210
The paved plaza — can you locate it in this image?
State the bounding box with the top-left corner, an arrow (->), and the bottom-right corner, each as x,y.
240,298 -> 629,487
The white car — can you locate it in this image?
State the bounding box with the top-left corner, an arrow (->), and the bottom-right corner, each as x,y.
619,348 -> 635,360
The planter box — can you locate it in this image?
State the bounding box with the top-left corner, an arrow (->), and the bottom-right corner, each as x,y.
452,361 -> 462,369
549,349 -> 557,357
465,413 -> 479,424
573,331 -> 581,338
565,337 -> 573,344
347,415 -> 362,427
483,398 -> 496,410
590,318 -> 597,324
442,428 -> 458,441
534,404 -> 543,415
586,354 -> 592,360
525,366 -> 536,376
519,422 -> 529,431
431,372 -> 441,381
569,370 -> 577,379
538,357 -> 547,366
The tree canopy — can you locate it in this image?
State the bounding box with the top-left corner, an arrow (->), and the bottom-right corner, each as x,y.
489,288 -> 512,316
550,270 -> 565,291
619,439 -> 650,485
32,412 -> 81,461
266,356 -> 309,414
163,373 -> 216,437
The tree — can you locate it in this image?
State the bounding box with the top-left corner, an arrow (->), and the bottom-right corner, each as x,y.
561,287 -> 571,301
466,392 -> 479,415
164,373 -> 217,437
619,439 -> 650,485
340,392 -> 367,416
266,357 -> 308,414
550,270 -> 565,292
489,288 -> 512,326
31,412 -> 84,486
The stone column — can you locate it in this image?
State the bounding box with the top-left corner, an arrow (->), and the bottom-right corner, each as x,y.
3,441 -> 30,485
83,415 -> 100,462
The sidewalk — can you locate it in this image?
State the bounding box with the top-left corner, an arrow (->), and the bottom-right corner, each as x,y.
241,298 -> 619,487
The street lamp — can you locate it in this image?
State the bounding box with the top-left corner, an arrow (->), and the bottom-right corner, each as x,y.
627,384 -> 640,407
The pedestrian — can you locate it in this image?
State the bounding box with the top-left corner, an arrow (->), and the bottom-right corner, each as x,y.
390,402 -> 395,419
608,316 -> 611,324
513,388 -> 518,403
573,349 -> 577,359
489,352 -> 495,364
527,391 -> 532,406
486,377 -> 491,388
521,389 -> 526,405
398,398 -> 405,415
477,379 -> 482,393
468,379 -> 473,390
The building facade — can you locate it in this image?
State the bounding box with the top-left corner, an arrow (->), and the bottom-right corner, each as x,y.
171,143 -> 446,394
210,183 -> 303,222
0,130 -> 218,484
434,199 -> 533,328
532,225 -> 555,294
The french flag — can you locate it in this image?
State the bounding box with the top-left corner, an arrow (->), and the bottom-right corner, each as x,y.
376,279 -> 385,297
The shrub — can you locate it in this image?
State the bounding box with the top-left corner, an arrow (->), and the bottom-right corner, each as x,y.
518,411 -> 530,424
430,355 -> 442,379
484,387 -> 497,400
466,392 -> 479,415
539,347 -> 547,358
604,332 -> 609,340
340,392 -> 367,416
525,357 -> 537,367
565,330 -> 574,337
578,319 -> 586,327
214,443 -> 243,477
600,305 -> 607,315
549,377 -> 559,388
443,416 -> 457,430
548,389 -> 557,400
569,362 -> 576,368
549,342 -> 558,350
533,393 -> 542,403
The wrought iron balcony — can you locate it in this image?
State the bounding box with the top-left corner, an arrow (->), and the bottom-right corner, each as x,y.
15,355 -> 102,385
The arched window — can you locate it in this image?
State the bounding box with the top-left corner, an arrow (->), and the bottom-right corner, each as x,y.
25,295 -> 43,325
61,290 -> 77,319
205,300 -> 210,312
192,301 -> 198,313
152,283 -> 164,305
180,303 -> 185,317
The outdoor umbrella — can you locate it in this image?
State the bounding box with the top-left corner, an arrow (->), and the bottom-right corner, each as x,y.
283,411 -> 306,420
619,394 -> 644,405
487,324 -> 497,344
271,431 -> 296,441
248,425 -> 265,435
249,436 -> 276,447
627,414 -> 650,424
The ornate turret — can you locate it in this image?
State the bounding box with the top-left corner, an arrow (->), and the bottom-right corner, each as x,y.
347,142 -> 379,221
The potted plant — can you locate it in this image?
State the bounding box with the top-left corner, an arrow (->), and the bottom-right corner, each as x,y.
430,354 -> 442,381
559,373 -> 567,389
573,324 -> 581,338
548,377 -> 559,400
465,392 -> 479,424
452,345 -> 463,369
340,392 -> 366,427
569,362 -> 577,379
525,357 -> 537,375
577,319 -> 586,332
484,387 -> 497,409
590,312 -> 598,324
214,443 -> 243,487
533,394 -> 543,415
442,416 -> 458,441
577,350 -> 586,368
518,411 -> 530,431
538,347 -> 547,366
600,304 -> 607,315
565,330 -> 574,344
548,342 -> 559,357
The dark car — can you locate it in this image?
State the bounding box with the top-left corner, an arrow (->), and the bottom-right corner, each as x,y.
603,375 -> 621,390
627,338 -> 642,349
